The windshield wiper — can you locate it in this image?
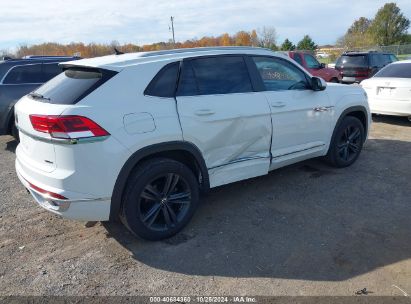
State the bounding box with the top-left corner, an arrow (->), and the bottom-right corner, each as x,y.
28,92 -> 51,101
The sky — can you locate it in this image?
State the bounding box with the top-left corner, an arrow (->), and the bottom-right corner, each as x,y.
0,0 -> 410,50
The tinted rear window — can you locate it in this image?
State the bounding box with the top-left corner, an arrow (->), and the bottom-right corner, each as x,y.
374,63 -> 411,78
336,55 -> 368,68
3,64 -> 42,84
32,67 -> 116,104
177,56 -> 252,96
144,62 -> 179,97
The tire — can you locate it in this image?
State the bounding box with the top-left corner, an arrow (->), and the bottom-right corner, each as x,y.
326,116 -> 365,168
121,158 -> 200,241
330,78 -> 339,83
11,121 -> 19,141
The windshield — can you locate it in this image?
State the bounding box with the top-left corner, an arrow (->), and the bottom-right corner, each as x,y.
374,63 -> 411,78
32,67 -> 116,104
336,55 -> 368,68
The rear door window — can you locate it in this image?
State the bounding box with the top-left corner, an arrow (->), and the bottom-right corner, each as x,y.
32,67 -> 117,104
177,56 -> 253,96
144,62 -> 179,97
3,64 -> 43,84
292,53 -> 304,66
42,63 -> 63,82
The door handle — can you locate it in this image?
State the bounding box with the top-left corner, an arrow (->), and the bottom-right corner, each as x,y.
313,106 -> 334,112
270,101 -> 286,108
194,109 -> 215,116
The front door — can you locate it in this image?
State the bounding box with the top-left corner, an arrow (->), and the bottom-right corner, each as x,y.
249,56 -> 333,168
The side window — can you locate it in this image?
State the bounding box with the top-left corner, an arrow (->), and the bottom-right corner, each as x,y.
42,63 -> 63,82
293,54 -> 304,66
145,62 -> 179,97
252,56 -> 309,91
3,64 -> 42,84
177,56 -> 252,96
303,54 -> 320,69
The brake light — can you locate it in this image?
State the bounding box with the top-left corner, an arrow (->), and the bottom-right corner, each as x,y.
29,115 -> 109,139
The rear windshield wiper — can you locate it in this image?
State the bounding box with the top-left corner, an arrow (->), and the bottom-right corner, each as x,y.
28,92 -> 51,101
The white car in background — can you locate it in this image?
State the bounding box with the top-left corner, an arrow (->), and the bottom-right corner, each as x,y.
14,47 -> 370,241
361,60 -> 411,121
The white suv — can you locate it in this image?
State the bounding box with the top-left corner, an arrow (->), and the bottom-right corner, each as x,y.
14,47 -> 370,240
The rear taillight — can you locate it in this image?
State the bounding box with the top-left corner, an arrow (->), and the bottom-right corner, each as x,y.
29,115 -> 109,139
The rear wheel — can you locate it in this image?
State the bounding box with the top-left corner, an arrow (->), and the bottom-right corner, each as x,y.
121,158 -> 200,241
326,116 -> 364,168
330,78 -> 339,83
11,121 -> 19,141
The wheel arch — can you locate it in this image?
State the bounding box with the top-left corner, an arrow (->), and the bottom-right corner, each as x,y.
330,106 -> 369,147
110,141 -> 209,221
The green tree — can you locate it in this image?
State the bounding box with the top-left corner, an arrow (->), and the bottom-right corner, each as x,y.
280,38 -> 295,51
337,17 -> 375,48
296,35 -> 317,51
368,2 -> 410,45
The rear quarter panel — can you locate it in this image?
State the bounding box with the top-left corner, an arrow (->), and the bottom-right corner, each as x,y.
59,61 -> 183,198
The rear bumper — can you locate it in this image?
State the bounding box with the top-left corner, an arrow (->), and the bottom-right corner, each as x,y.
369,98 -> 411,117
16,157 -> 111,221
341,76 -> 368,83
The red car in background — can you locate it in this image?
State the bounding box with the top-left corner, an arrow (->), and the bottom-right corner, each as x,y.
286,51 -> 341,83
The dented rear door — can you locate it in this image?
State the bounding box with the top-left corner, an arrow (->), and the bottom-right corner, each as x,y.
175,56 -> 272,187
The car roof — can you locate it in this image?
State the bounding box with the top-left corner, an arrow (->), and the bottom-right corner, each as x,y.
62,47 -> 288,71
0,56 -> 80,78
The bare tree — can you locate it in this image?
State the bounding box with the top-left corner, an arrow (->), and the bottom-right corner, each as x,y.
258,26 -> 277,49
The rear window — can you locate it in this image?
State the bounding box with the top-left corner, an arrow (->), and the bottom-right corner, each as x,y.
374,63 -> 411,78
336,55 -> 368,68
32,67 -> 117,104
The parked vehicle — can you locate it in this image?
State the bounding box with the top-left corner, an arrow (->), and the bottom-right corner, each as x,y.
14,47 -> 370,240
0,55 -> 80,139
286,51 -> 341,83
316,51 -> 329,59
361,60 -> 411,120
335,51 -> 398,84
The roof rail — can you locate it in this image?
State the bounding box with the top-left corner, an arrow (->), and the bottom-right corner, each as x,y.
22,55 -> 80,59
140,46 -> 271,57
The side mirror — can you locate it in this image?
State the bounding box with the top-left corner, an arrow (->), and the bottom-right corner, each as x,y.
311,76 -> 327,91
320,63 -> 326,69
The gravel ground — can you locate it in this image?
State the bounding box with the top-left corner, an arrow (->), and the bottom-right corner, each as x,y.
0,115 -> 410,296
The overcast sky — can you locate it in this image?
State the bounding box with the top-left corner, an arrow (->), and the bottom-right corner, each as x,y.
0,0 -> 410,50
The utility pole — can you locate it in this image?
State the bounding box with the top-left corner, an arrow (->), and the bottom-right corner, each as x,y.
170,16 -> 175,47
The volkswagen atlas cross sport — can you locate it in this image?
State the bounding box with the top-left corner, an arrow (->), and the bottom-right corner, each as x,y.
15,47 -> 371,240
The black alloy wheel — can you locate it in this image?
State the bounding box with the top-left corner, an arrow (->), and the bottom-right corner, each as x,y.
121,158 -> 199,240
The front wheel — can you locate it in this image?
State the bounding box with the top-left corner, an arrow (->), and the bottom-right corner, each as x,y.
326,116 -> 365,168
121,158 -> 200,241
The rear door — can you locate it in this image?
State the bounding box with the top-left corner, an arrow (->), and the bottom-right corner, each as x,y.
175,55 -> 272,187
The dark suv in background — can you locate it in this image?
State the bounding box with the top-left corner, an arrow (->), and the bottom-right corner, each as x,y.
0,55 -> 80,138
335,51 -> 398,84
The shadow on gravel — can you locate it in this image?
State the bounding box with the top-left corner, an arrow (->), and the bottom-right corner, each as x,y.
100,138 -> 411,281
372,115 -> 411,126
5,138 -> 18,153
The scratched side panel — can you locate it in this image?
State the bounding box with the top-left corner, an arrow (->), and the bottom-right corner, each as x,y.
176,92 -> 272,187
